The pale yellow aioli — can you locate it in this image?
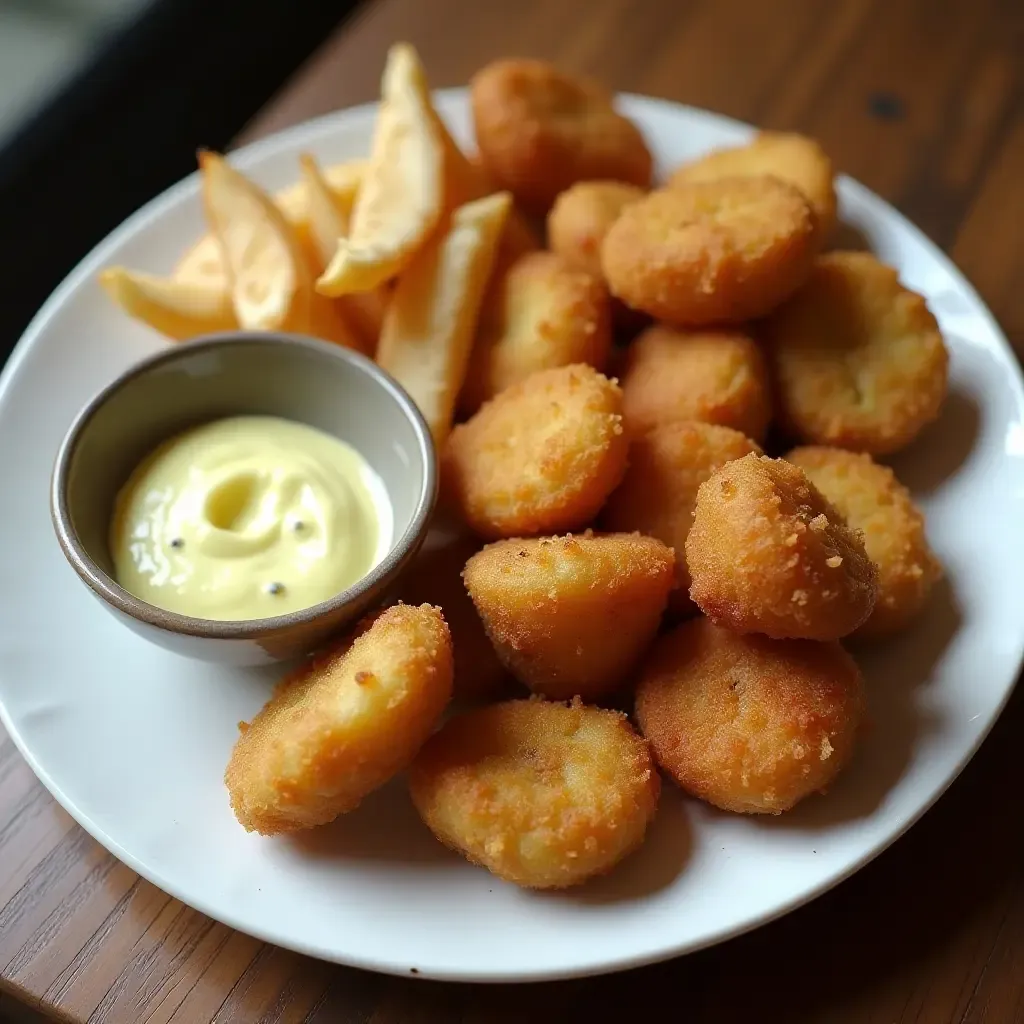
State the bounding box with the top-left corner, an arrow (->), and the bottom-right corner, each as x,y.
111,415 -> 392,620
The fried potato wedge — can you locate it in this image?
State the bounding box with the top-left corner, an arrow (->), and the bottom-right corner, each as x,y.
377,191 -> 512,446
317,43 -> 445,296
300,153 -> 388,347
99,266 -> 237,341
200,150 -> 313,333
200,151 -> 363,350
174,160 -> 366,289
173,233 -> 228,289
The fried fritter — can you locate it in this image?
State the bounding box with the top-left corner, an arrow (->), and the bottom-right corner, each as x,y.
601,177 -> 817,325
393,528 -> 510,702
409,698 -> 660,888
442,364 -> 628,539
685,453 -> 878,639
225,604 -> 453,835
671,132 -> 837,242
635,618 -> 864,814
470,58 -> 652,213
459,251 -> 613,415
619,324 -> 772,441
602,422 -> 763,616
463,532 -> 675,701
786,446 -> 943,638
547,180 -> 646,279
765,252 -> 949,455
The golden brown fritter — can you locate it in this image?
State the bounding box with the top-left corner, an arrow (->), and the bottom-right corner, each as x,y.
671,132 -> 837,242
600,177 -> 817,325
463,532 -> 675,701
635,618 -> 864,814
393,528 -> 510,703
470,58 -> 652,213
442,364 -> 629,540
786,446 -> 943,638
546,180 -> 647,279
765,252 -> 949,455
601,422 -> 763,616
409,698 -> 660,888
685,453 -> 878,639
225,604 -> 453,835
619,324 -> 772,441
460,251 -> 613,415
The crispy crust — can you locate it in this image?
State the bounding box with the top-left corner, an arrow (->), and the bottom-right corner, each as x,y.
600,177 -> 817,325
460,251 -> 613,414
463,531 -> 675,700
442,364 -> 629,539
471,59 -> 652,212
547,180 -> 647,279
671,131 -> 837,242
224,605 -> 453,834
786,446 -> 943,637
409,698 -> 660,888
635,618 -> 864,814
602,422 -> 763,616
619,324 -> 773,441
764,251 -> 949,455
685,453 -> 878,639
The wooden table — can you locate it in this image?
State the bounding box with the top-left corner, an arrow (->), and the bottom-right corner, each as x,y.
3,0 -> 1024,1020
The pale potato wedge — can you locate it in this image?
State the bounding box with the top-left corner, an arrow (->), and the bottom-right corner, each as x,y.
99,267 -> 237,341
200,150 -> 313,333
174,160 -> 366,289
173,233 -> 228,289
300,153 -> 388,348
200,151 -> 364,351
316,43 -> 445,296
377,191 -> 512,446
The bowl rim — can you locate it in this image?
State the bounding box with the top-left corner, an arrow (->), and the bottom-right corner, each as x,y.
50,331 -> 437,640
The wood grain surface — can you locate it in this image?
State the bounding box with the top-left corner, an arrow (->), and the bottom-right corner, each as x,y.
3,0 -> 1024,1021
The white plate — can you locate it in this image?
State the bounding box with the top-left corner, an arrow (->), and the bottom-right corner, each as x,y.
2,90 -> 1023,983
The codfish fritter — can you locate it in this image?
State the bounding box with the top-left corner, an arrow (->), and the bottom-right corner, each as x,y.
471,59 -> 652,213
409,698 -> 660,888
463,531 -> 675,701
685,453 -> 878,639
546,180 -> 646,280
671,131 -> 837,242
636,618 -> 865,814
460,251 -> 612,415
786,446 -> 943,637
619,324 -> 772,442
225,604 -> 453,835
765,251 -> 949,455
601,177 -> 817,325
442,364 -> 628,540
602,422 -> 763,616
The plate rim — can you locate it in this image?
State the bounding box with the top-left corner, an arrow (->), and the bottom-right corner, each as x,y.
1,87 -> 1023,984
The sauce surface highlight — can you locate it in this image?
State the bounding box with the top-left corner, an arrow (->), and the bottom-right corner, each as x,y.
111,415 -> 392,620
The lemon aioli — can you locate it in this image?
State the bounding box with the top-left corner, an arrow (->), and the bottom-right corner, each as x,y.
111,416 -> 392,620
